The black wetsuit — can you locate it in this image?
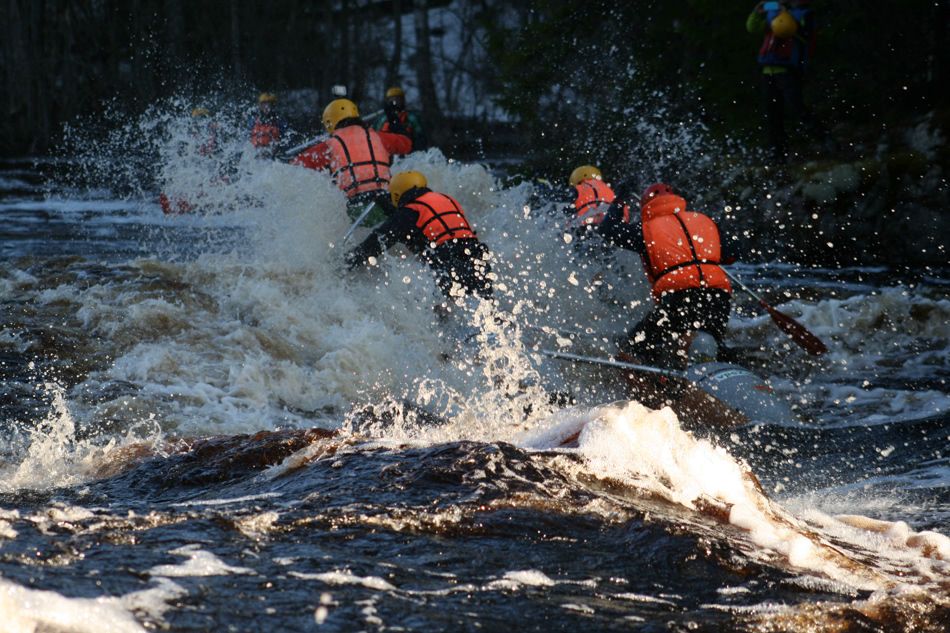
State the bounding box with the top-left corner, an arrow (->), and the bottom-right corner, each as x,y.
595,189 -> 740,366
344,187 -> 493,299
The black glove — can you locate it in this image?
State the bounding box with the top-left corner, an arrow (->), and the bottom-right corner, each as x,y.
387,117 -> 409,136
603,200 -> 625,225
612,177 -> 640,204
384,102 -> 401,124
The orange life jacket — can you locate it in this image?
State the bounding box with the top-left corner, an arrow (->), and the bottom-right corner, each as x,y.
327,126 -> 392,198
250,119 -> 281,148
641,195 -> 731,299
405,192 -> 476,247
569,179 -> 630,225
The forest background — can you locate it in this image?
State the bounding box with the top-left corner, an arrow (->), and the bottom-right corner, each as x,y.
2,0 -> 948,180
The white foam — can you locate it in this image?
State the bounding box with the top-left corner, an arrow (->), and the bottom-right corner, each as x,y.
0,508 -> 19,540
3,386 -> 100,492
171,493 -> 282,507
68,141 -> 643,443
0,383 -> 166,493
5,106 -> 949,606
729,283 -> 950,425
146,544 -> 255,578
562,603 -> 595,613
234,511 -> 281,539
500,569 -> 557,587
516,401 -> 949,591
572,401 -> 752,511
288,570 -> 396,591
615,593 -> 678,605
0,576 -> 186,633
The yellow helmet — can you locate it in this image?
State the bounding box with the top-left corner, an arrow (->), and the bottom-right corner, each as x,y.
259,93 -> 277,104
385,87 -> 406,99
192,107 -> 210,117
569,165 -> 603,186
770,12 -> 798,39
389,171 -> 427,206
323,99 -> 359,133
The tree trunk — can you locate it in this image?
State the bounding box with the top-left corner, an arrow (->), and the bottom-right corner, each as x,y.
386,0 -> 403,89
340,0 -> 352,92
164,0 -> 182,59
934,0 -> 949,91
230,0 -> 241,77
413,0 -> 442,142
320,0 -> 334,103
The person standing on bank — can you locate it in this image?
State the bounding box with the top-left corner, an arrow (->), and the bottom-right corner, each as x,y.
372,87 -> 428,153
291,99 -> 411,226
595,183 -> 739,367
747,1 -> 836,166
344,171 -> 492,301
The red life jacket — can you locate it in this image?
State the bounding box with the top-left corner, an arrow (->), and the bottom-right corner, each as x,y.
159,193 -> 198,215
569,179 -> 629,225
326,126 -> 392,198
250,118 -> 280,148
197,137 -> 216,155
405,192 -> 476,247
641,195 -> 730,299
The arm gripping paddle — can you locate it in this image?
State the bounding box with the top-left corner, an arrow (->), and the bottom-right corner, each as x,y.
342,202 -> 377,243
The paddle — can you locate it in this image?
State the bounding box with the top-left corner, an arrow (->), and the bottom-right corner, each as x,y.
525,344 -> 752,427
362,109 -> 384,122
342,202 -> 377,243
281,111 -> 383,161
722,268 -> 827,356
525,345 -> 685,379
281,135 -> 328,159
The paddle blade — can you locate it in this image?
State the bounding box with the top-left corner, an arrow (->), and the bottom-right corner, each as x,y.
761,301 -> 828,356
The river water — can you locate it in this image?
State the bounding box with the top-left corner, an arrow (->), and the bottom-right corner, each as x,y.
1,114 -> 949,632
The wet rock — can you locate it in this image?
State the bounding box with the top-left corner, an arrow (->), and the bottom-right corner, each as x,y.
703,112 -> 949,268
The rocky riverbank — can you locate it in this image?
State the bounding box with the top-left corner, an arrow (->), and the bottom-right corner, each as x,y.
706,111 -> 949,269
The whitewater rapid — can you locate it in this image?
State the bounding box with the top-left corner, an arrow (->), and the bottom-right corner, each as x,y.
1,109 -> 949,631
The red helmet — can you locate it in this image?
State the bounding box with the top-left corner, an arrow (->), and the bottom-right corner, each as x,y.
640,183 -> 673,208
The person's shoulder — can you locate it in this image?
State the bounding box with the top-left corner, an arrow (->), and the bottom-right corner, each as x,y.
306,136 -> 331,150
336,118 -> 365,132
372,127 -> 399,143
378,129 -> 412,150
399,187 -> 433,206
290,140 -> 331,166
434,190 -> 462,206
